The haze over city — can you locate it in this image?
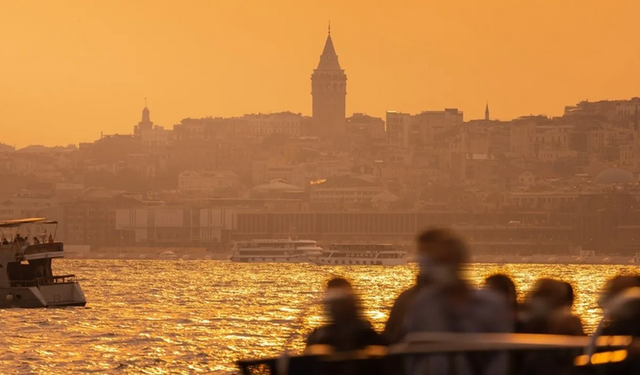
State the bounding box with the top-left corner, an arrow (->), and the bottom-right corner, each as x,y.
5,1 -> 640,374
2,0 -> 640,147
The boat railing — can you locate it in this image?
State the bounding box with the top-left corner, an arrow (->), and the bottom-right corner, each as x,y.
22,242 -> 64,255
39,274 -> 77,285
9,274 -> 77,287
237,333 -> 640,375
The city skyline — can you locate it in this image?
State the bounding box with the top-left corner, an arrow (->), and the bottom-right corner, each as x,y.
2,0 -> 640,147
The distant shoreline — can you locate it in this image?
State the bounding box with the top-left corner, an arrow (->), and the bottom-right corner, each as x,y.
62,253 -> 640,266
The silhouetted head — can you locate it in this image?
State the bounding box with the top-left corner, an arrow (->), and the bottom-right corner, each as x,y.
416,228 -> 468,286
485,274 -> 518,309
521,278 -> 573,326
530,278 -> 569,309
327,278 -> 352,290
599,275 -> 640,310
561,281 -> 575,308
323,277 -> 358,322
416,227 -> 468,265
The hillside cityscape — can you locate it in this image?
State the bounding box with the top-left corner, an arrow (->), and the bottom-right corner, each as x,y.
2,30 -> 640,259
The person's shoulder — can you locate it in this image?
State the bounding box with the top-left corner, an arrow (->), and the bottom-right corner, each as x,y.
306,326 -> 330,345
474,288 -> 507,305
390,285 -> 423,309
473,289 -> 511,319
396,285 -> 419,300
550,313 -> 584,335
408,286 -> 441,311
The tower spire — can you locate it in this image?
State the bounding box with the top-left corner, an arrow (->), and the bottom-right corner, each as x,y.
141,98 -> 151,125
485,101 -> 490,121
316,24 -> 341,70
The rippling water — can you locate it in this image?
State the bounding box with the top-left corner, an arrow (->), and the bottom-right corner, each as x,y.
1,260 -> 639,374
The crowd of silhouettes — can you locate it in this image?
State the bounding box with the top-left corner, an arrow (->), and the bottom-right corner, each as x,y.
303,227 -> 640,375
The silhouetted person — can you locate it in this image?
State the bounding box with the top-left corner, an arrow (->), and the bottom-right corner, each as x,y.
34,265 -> 43,281
521,278 -> 583,336
48,234 -> 54,244
33,236 -> 40,244
598,275 -> 640,312
484,274 -> 519,321
305,278 -> 387,353
520,278 -> 584,375
1,237 -> 8,245
404,228 -> 511,375
384,231 -> 437,344
594,276 -> 640,342
484,273 -> 526,374
596,281 -> 640,375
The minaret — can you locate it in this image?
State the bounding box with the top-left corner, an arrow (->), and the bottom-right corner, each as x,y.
485,102 -> 490,121
634,103 -> 639,147
135,98 -> 154,135
311,23 -> 347,139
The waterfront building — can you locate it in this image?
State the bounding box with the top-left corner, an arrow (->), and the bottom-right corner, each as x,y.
386,109 -> 463,151
178,170 -> 240,193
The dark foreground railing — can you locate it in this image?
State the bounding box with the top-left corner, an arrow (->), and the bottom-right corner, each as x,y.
237,333 -> 640,375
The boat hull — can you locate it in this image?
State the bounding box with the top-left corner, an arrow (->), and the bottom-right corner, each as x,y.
310,257 -> 407,266
0,282 -> 86,308
229,256 -> 311,263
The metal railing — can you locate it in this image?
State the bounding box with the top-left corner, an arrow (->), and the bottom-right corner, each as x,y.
237,333 -> 640,375
23,242 -> 64,255
9,274 -> 77,287
41,274 -> 77,284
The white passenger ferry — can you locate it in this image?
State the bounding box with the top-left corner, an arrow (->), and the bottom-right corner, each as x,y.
229,239 -> 324,263
0,218 -> 86,308
311,243 -> 407,266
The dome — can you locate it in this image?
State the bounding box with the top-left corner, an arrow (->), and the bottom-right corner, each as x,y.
593,168 -> 635,185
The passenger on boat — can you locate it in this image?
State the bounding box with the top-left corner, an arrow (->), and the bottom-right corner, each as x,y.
598,275 -> 640,311
33,236 -> 40,244
15,233 -> 24,243
519,278 -> 584,375
484,274 -> 523,331
48,234 -> 54,244
305,277 -> 387,353
403,228 -> 511,375
1,237 -> 8,245
384,231 -> 436,343
483,275 -> 531,375
34,265 -> 44,280
597,277 -> 640,375
521,278 -> 583,336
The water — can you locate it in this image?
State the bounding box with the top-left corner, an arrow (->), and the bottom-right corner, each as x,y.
1,260 -> 638,374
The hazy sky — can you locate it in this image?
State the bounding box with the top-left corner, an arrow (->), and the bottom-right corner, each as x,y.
2,0 -> 640,147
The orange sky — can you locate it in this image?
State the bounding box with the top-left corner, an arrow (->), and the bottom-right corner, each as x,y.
1,0 -> 640,147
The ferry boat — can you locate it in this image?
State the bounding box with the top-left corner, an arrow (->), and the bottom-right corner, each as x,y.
157,250 -> 178,260
229,239 -> 324,263
0,218 -> 86,308
310,243 -> 407,266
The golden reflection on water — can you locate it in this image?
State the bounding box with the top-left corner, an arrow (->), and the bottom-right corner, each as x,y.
0,260 -> 637,374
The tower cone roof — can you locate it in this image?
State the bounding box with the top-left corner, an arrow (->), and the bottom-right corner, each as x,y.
316,25 -> 341,71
